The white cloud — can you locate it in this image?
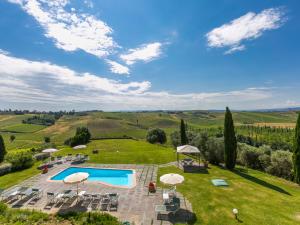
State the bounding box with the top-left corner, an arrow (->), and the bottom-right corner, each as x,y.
8,0 -> 116,57
83,0 -> 94,9
120,42 -> 163,65
106,60 -> 130,75
206,7 -> 286,54
0,51 -> 276,111
0,51 -> 150,95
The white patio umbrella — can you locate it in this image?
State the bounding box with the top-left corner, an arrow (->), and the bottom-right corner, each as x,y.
42,148 -> 59,162
160,173 -> 184,186
73,145 -> 87,150
63,172 -> 89,195
42,148 -> 59,153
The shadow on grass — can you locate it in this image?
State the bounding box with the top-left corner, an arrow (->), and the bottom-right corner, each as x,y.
233,168 -> 291,196
183,166 -> 209,174
158,208 -> 197,225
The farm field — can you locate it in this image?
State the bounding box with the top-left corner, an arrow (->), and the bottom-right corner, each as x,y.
0,111 -> 298,151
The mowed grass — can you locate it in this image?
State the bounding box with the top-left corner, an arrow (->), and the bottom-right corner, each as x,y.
54,139 -> 177,164
158,166 -> 300,225
0,123 -> 46,133
0,162 -> 41,189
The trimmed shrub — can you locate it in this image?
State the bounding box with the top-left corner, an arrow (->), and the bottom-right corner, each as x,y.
0,163 -> 12,176
5,150 -> 34,171
266,150 -> 293,180
206,137 -> 224,165
146,128 -> 167,144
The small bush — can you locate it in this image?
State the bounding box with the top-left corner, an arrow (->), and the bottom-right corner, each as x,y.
0,162 -> 12,176
0,202 -> 8,214
5,150 -> 34,171
206,137 -> 224,165
146,128 -> 167,144
266,150 -> 293,180
238,143 -> 264,170
57,211 -> 121,225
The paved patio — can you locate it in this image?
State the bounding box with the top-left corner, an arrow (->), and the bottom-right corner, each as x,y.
4,162 -> 194,225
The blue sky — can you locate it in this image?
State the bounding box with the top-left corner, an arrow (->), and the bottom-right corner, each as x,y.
0,0 -> 299,111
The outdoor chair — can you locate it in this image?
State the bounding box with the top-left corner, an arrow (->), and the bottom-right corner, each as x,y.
56,156 -> 64,164
66,154 -> 73,161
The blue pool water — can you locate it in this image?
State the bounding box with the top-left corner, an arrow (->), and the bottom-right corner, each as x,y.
51,167 -> 134,187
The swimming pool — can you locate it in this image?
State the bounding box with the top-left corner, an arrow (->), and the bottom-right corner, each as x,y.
50,167 -> 135,187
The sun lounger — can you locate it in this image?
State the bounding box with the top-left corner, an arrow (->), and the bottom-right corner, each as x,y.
108,193 -> 119,211
46,192 -> 58,204
78,191 -> 86,201
0,187 -> 21,201
90,194 -> 102,210
99,194 -> 110,211
61,189 -> 76,201
18,187 -> 34,199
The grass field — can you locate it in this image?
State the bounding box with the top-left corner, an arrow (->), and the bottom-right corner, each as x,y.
158,165 -> 300,225
54,139 -> 177,164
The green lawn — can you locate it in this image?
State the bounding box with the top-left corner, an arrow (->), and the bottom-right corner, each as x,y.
0,123 -> 46,133
54,139 -> 177,164
0,162 -> 41,189
158,165 -> 300,225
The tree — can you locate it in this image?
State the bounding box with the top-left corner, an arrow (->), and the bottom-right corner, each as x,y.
293,113 -> 300,184
146,128 -> 167,144
224,107 -> 237,169
180,119 -> 188,145
44,136 -> 50,143
64,127 -> 91,147
0,135 -> 6,163
10,135 -> 15,142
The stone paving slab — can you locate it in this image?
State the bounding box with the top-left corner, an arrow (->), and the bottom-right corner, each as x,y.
4,162 -> 194,225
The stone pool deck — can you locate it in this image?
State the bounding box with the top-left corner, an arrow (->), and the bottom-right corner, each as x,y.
4,163 -> 194,225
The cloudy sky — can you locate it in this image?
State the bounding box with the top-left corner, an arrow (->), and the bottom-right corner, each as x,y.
0,0 -> 299,111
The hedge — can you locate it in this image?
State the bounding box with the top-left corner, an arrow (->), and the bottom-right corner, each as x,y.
0,163 -> 12,176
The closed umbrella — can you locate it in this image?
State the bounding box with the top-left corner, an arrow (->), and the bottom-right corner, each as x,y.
160,173 -> 184,185
63,172 -> 89,195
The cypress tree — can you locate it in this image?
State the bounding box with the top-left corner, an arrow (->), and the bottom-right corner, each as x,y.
0,135 -> 6,163
224,107 -> 237,169
293,113 -> 300,184
180,119 -> 188,145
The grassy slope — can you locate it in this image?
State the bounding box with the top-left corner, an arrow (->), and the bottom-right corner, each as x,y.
0,162 -> 41,189
54,139 -> 177,164
158,165 -> 300,225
